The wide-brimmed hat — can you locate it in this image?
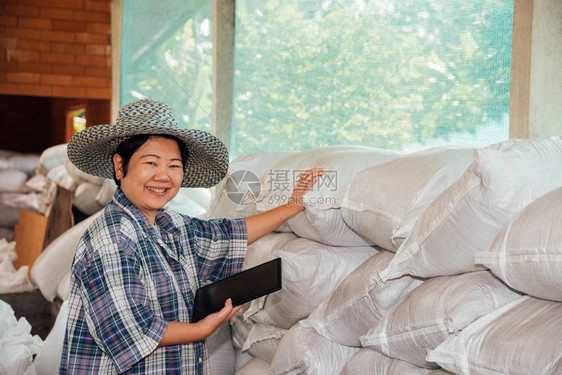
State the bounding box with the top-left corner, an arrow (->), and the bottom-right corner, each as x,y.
67,98 -> 229,188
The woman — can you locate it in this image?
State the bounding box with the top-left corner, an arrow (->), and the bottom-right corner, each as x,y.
60,99 -> 322,374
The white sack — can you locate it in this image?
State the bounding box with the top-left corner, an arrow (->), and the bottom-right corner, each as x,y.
33,300 -> 69,375
475,187 -> 562,302
31,212 -> 102,301
341,348 -> 432,375
0,259 -> 35,294
341,146 -> 473,251
47,164 -> 76,191
257,145 -> 400,246
235,357 -> 271,375
37,144 -> 67,173
7,154 -> 40,175
302,250 -> 424,347
241,323 -> 286,363
0,193 -> 41,212
381,136 -> 562,280
426,296 -> 562,375
207,323 -> 236,375
61,154 -> 105,185
360,271 -> 522,368
245,238 -> 378,329
206,151 -> 295,219
243,232 -> 297,269
0,169 -> 29,193
270,324 -> 358,375
234,349 -> 253,373
24,174 -> 46,193
72,182 -> 104,215
164,190 -> 207,218
57,270 -> 71,301
95,179 -> 117,207
0,300 -> 42,375
175,187 -> 212,212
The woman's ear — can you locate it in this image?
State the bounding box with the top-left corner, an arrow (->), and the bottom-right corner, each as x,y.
113,154 -> 124,180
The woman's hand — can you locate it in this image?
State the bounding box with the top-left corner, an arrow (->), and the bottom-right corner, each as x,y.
158,298 -> 241,347
288,167 -> 325,209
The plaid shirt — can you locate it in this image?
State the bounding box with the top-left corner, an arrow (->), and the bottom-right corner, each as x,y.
59,189 -> 247,374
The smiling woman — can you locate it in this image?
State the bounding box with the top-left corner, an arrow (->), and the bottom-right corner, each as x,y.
59,98 -> 323,375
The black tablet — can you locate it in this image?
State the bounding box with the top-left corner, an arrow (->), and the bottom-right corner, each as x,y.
191,258 -> 282,322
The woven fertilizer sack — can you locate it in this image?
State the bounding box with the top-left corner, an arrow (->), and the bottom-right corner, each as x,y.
341,146 -> 473,251
95,179 -> 117,206
7,154 -> 40,175
37,144 -> 67,174
61,154 -> 105,185
31,211 -> 101,301
302,250 -> 424,347
257,145 -> 400,246
426,296 -> 562,375
207,323 -> 236,375
33,300 -> 69,375
475,187 -> 562,302
47,164 -> 76,191
73,182 -> 104,215
164,189 -> 207,218
0,169 -> 29,193
235,357 -> 271,375
360,271 -> 522,368
243,232 -> 297,269
57,270 -> 71,301
206,151 -> 295,219
381,136 -> 562,280
231,307 -> 252,351
428,370 -> 454,375
234,349 -> 252,372
245,238 -> 378,329
270,324 -> 358,375
341,348 -> 432,375
241,323 -> 287,363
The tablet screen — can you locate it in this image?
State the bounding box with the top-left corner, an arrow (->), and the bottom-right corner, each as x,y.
191,258 -> 282,322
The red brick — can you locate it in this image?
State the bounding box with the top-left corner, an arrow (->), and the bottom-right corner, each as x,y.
6,72 -> 40,84
6,49 -> 41,62
18,83 -> 53,96
52,42 -> 85,54
52,19 -> 87,32
85,65 -> 110,77
50,0 -> 85,10
8,0 -> 50,7
41,74 -> 74,86
53,85 -> 85,98
17,62 -> 52,74
41,52 -> 75,64
40,8 -> 75,21
0,82 -> 19,95
52,63 -> 84,75
85,44 -> 110,56
0,15 -> 18,27
18,39 -> 51,52
75,54 -> 108,66
18,17 -> 52,30
5,5 -> 41,17
74,10 -> 110,23
85,0 -> 110,13
86,22 -> 110,34
6,28 -> 42,40
41,30 -> 75,43
75,32 -> 109,44
86,87 -> 111,99
0,61 -> 18,72
74,76 -> 107,87
0,37 -> 17,50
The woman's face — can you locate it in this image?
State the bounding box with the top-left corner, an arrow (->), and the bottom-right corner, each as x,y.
113,136 -> 184,224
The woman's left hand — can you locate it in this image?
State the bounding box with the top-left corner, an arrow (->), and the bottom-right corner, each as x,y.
288,167 -> 324,209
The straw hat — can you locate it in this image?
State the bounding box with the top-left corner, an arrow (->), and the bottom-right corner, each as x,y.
67,98 -> 229,188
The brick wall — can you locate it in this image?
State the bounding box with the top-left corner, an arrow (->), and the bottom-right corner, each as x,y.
0,0 -> 112,99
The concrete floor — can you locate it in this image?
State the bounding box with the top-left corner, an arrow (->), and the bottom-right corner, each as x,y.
0,290 -> 60,340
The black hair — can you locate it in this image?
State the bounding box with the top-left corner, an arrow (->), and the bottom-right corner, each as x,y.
113,134 -> 189,187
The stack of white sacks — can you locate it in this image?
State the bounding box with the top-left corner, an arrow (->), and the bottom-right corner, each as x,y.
205,138 -> 562,375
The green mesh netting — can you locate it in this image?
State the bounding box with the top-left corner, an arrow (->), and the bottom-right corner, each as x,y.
121,0 -> 212,131
231,0 -> 513,158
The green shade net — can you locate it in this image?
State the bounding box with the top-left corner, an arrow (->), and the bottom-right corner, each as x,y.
231,0 -> 513,158
120,0 -> 212,131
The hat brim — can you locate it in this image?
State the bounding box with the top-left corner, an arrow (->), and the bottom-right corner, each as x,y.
67,123 -> 229,188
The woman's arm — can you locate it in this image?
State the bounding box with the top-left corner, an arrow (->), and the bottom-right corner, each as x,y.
157,299 -> 241,347
245,168 -> 323,245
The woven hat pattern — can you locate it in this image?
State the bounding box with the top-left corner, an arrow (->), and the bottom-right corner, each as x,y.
67,99 -> 229,188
